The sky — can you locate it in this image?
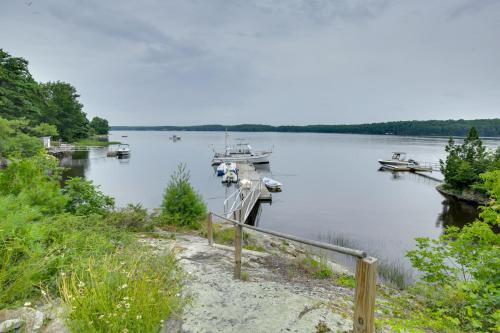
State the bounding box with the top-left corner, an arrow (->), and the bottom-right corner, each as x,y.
1,0 -> 499,126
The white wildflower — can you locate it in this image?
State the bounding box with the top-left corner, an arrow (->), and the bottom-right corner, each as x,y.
136,315 -> 142,320
78,281 -> 85,288
24,302 -> 31,307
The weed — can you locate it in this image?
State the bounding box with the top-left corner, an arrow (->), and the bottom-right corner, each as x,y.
241,271 -> 249,281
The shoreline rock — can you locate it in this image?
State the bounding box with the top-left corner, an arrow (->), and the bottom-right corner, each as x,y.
436,184 -> 489,206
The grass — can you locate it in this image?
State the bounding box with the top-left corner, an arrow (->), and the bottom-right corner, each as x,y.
243,244 -> 265,252
72,138 -> 120,147
60,248 -> 184,333
321,233 -> 413,289
241,271 -> 249,281
298,256 -> 334,279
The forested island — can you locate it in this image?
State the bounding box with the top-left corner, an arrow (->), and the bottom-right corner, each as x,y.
112,119 -> 500,137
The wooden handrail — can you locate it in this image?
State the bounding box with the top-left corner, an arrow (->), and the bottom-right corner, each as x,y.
207,211 -> 377,333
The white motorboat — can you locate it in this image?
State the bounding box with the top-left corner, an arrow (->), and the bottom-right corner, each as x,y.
212,133 -> 271,165
378,152 -> 419,167
169,134 -> 181,141
222,170 -> 238,184
116,144 -> 131,157
216,162 -> 237,176
262,177 -> 282,191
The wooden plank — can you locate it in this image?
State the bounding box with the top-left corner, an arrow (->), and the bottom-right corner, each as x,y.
207,212 -> 213,245
353,257 -> 378,333
233,210 -> 243,279
236,163 -> 272,201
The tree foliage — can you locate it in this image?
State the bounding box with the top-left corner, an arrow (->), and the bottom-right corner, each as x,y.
90,116 -> 110,135
406,170 -> 500,332
160,163 -> 207,229
440,127 -> 499,190
112,118 -> 500,137
1,49 -> 108,142
63,177 -> 115,216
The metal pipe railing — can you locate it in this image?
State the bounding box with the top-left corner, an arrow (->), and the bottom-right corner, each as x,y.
210,211 -> 366,258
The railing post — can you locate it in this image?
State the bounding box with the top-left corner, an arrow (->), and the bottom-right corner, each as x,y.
353,256 -> 378,333
234,210 -> 243,279
207,212 -> 213,246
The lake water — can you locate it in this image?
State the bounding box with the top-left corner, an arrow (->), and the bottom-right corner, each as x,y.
61,131 -> 498,281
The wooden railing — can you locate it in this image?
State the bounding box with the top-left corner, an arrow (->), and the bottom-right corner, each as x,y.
207,211 -> 378,333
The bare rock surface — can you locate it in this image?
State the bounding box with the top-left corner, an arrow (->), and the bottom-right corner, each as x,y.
140,233 -> 355,333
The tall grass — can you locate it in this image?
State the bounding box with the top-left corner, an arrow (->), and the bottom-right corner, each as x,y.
320,233 -> 413,289
60,249 -> 184,333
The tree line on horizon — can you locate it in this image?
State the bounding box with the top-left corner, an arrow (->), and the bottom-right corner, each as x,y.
0,49 -> 109,142
111,119 -> 500,137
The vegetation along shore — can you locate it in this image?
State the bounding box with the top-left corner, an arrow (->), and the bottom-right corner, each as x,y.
112,119 -> 500,137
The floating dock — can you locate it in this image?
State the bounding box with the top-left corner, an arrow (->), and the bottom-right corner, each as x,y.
237,163 -> 272,201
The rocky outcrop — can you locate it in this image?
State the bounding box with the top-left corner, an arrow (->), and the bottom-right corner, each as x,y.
0,304 -> 68,333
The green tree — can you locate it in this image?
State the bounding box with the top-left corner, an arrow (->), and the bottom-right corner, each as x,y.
90,116 -> 110,135
406,170 -> 500,331
440,127 -> 492,190
30,122 -> 58,137
41,81 -> 89,141
160,163 -> 207,229
0,49 -> 46,121
62,177 -> 114,215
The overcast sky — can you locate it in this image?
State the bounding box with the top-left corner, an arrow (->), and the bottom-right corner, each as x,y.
1,0 -> 499,126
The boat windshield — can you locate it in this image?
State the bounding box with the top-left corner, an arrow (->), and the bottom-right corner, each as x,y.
391,152 -> 406,160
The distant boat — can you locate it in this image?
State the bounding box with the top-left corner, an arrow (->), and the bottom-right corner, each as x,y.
169,134 -> 181,141
262,177 -> 282,191
116,144 -> 131,157
122,135 -> 128,138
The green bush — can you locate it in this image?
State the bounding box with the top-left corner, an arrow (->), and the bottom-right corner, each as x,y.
160,163 -> 206,229
404,170 -> 500,332
0,154 -> 67,214
106,203 -> 153,231
63,177 -> 114,215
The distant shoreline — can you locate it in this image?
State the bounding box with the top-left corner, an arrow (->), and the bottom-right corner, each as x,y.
110,119 -> 500,138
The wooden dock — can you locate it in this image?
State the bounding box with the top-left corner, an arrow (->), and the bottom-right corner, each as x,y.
237,163 -> 272,201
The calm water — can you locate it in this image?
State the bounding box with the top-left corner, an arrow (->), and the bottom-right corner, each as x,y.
61,131 -> 498,274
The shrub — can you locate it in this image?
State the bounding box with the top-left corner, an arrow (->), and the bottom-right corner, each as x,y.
0,154 -> 66,214
106,204 -> 153,231
60,249 -> 184,333
63,177 -> 114,215
160,163 -> 206,229
404,170 -> 500,332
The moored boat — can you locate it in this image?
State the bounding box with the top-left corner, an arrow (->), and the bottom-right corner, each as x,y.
116,144 -> 131,157
216,162 -> 237,176
378,152 -> 419,167
222,170 -> 238,184
212,133 -> 271,165
262,177 -> 282,191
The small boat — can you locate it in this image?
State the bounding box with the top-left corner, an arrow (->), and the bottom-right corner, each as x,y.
116,144 -> 131,157
222,170 -> 238,184
262,177 -> 282,191
378,152 -> 420,167
121,135 -> 128,138
169,134 -> 181,141
216,162 -> 237,176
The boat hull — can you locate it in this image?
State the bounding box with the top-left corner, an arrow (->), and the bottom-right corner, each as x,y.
212,153 -> 270,165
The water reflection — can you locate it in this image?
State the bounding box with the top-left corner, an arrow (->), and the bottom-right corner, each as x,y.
437,198 -> 479,228
60,151 -> 89,180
